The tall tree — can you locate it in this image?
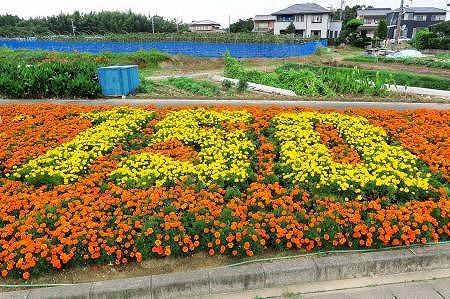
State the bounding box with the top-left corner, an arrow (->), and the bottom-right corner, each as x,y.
285,22 -> 296,34
230,18 -> 254,33
0,11 -> 188,37
377,18 -> 388,40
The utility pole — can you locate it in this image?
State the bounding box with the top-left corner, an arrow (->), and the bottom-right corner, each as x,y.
71,19 -> 76,35
395,0 -> 404,47
150,13 -> 155,34
228,15 -> 231,33
339,0 -> 345,21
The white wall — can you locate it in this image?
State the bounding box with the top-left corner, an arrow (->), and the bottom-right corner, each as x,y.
273,13 -> 333,38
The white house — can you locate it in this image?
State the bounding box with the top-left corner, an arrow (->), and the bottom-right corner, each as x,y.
189,20 -> 223,33
271,3 -> 342,38
357,8 -> 392,38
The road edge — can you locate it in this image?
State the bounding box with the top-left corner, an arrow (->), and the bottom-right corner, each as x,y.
1,243 -> 449,299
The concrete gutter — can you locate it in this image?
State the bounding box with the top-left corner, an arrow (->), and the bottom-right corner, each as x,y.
146,73 -> 218,81
1,99 -> 449,110
1,243 -> 449,299
208,75 -> 297,97
388,85 -> 450,98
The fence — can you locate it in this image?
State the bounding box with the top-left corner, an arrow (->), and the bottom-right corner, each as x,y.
0,39 -> 327,58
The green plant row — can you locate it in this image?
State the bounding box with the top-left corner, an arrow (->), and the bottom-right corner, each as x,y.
35,32 -> 314,44
0,60 -> 101,98
165,77 -> 220,96
345,56 -> 450,70
0,48 -> 170,68
281,63 -> 450,91
224,53 -> 389,97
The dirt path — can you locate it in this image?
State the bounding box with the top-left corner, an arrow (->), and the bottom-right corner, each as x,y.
333,61 -> 450,78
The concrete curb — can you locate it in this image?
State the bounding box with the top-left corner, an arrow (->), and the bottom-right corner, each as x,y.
1,243 -> 449,299
388,85 -> 450,98
1,99 -> 449,110
208,75 -> 297,97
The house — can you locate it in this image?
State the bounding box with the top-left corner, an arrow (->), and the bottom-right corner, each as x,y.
253,15 -> 277,33
357,8 -> 392,37
271,3 -> 342,38
386,7 -> 447,39
189,20 -> 223,33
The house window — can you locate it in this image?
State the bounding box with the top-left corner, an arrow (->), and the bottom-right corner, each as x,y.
403,13 -> 414,20
312,15 -> 322,23
257,22 -> 269,29
414,15 -> 427,21
278,15 -> 294,22
311,30 -> 321,37
431,15 -> 445,21
295,14 -> 304,22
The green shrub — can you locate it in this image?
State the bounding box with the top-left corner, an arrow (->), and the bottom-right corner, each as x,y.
126,50 -> 170,68
237,79 -> 248,93
166,77 -> 219,96
224,55 -> 391,97
139,76 -> 154,94
346,55 -> 450,69
279,63 -> 450,91
0,60 -> 101,98
278,70 -> 335,96
0,48 -> 170,68
221,79 -> 233,90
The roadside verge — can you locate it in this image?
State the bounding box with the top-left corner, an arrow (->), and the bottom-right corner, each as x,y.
1,243 -> 449,299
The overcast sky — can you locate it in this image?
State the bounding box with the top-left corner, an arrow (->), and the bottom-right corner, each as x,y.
1,0 -> 449,26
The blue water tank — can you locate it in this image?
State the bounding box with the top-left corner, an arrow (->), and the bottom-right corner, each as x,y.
97,65 -> 140,96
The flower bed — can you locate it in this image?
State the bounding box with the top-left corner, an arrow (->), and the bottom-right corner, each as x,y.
0,104 -> 448,280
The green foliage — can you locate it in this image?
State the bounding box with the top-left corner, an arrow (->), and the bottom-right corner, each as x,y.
337,18 -> 370,48
223,51 -> 246,78
431,21 -> 450,36
278,69 -> 335,96
280,63 -> 450,91
285,22 -> 296,34
411,29 -> 438,50
237,79 -> 248,93
0,11 -> 187,37
332,5 -> 361,23
346,55 -> 450,70
277,64 -> 390,96
0,60 -> 101,98
165,77 -> 220,96
139,76 -> 154,94
230,18 -> 254,33
410,27 -> 449,50
377,18 -> 388,40
346,18 -> 363,30
221,79 -> 233,90
41,32 -> 310,44
223,54 -> 390,97
127,50 -> 170,68
0,47 -> 170,69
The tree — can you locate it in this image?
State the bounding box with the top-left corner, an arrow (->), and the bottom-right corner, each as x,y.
230,18 -> 254,33
337,18 -> 370,48
0,11 -> 188,37
285,22 -> 296,34
376,18 -> 387,40
431,21 -> 450,36
410,29 -> 437,50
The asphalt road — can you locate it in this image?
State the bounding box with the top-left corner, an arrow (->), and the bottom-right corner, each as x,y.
1,99 -> 449,110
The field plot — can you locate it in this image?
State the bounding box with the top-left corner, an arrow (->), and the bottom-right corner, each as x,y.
0,104 -> 448,280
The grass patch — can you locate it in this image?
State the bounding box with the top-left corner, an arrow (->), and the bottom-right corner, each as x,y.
164,77 -> 220,97
0,47 -> 170,69
279,63 -> 450,91
345,55 -> 450,70
224,53 -> 389,97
